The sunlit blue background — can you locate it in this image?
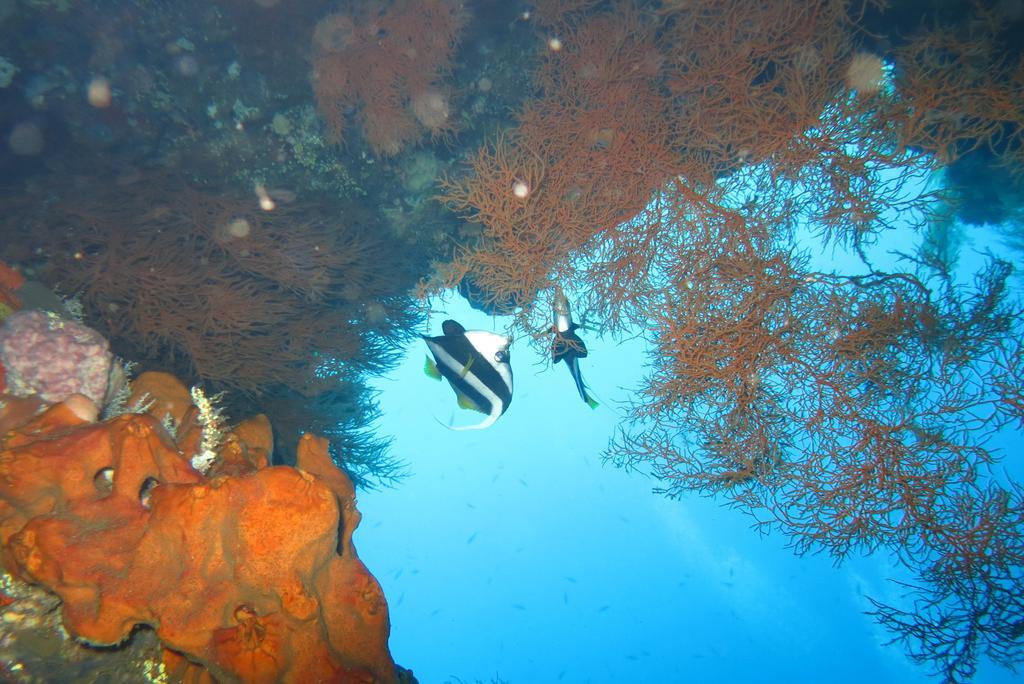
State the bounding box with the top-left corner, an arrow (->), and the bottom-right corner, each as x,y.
359,276 -> 1019,684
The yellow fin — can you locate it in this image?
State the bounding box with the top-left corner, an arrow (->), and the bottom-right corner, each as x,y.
424,356 -> 442,380
456,391 -> 483,413
459,356 -> 474,378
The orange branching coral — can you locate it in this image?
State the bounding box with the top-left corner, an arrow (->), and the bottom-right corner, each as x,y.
5,174 -> 419,398
436,1 -> 1024,677
884,20 -> 1024,169
659,0 -> 859,171
529,0 -> 602,27
0,379 -> 399,683
440,6 -> 678,326
439,0 -> 1019,328
607,188 -> 1024,679
312,0 -> 465,155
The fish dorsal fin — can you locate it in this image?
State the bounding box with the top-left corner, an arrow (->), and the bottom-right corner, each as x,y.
456,391 -> 483,413
442,319 -> 466,336
424,355 -> 442,380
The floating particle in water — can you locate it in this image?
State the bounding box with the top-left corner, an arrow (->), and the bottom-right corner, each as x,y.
8,121 -> 43,156
87,77 -> 112,108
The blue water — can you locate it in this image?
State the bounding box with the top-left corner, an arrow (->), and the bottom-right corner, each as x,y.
360,290 -> 1021,684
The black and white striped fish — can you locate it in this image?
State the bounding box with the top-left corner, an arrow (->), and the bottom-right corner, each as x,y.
423,319 -> 513,430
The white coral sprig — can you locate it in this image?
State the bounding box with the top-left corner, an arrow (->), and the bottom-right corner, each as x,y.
189,387 -> 226,474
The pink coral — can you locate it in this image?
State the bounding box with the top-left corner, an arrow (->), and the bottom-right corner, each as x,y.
0,309 -> 112,404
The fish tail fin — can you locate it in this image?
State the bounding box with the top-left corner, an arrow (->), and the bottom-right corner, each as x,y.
447,407 -> 501,431
569,359 -> 598,408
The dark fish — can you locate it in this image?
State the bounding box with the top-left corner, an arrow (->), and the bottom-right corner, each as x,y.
423,319 -> 513,430
552,288 -> 598,408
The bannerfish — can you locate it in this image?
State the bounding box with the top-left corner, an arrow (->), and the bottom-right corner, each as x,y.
423,319 -> 513,430
552,288 -> 598,408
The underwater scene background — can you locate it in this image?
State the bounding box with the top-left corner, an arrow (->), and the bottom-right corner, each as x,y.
0,0 -> 1023,683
